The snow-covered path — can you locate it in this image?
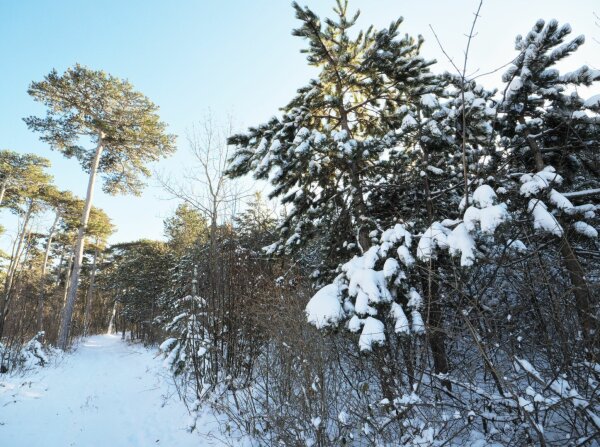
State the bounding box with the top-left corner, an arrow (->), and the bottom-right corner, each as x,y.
0,334 -> 207,447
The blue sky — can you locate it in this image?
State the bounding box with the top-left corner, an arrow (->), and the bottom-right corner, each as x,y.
1,0 -> 598,247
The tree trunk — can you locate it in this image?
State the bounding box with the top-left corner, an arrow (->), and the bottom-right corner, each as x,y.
55,249 -> 66,287
57,138 -> 104,349
339,105 -> 370,252
0,179 -> 7,207
0,199 -> 34,339
107,297 -> 118,335
420,137 -> 451,390
57,253 -> 74,339
559,240 -> 597,353
37,212 -> 60,332
83,245 -> 99,336
425,273 -> 451,390
61,254 -> 74,307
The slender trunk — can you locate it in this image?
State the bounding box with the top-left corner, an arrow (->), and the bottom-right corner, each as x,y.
0,199 -> 34,339
5,199 -> 34,287
57,253 -> 74,338
559,240 -> 596,351
425,272 -> 451,390
37,213 -> 60,332
55,250 -> 66,287
83,244 -> 99,336
460,87 -> 470,207
57,138 -> 104,349
339,105 -> 370,252
61,254 -> 74,307
0,179 -> 7,207
14,231 -> 35,334
420,136 -> 451,389
107,300 -> 118,335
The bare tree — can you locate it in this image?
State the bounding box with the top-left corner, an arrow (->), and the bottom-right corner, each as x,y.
159,113 -> 250,234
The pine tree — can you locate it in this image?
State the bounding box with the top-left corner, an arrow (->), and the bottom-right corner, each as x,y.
0,150 -> 50,209
498,19 -> 600,353
163,204 -> 209,255
227,1 -> 438,278
0,159 -> 53,339
25,64 -> 176,348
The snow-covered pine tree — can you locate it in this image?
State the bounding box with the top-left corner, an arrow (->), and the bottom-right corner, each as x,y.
498,19 -> 600,353
160,265 -> 208,385
305,74 -> 503,393
227,0 -> 439,280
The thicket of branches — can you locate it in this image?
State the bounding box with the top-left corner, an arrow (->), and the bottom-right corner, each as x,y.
157,3 -> 600,446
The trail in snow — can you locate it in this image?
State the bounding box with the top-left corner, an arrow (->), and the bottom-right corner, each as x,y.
0,334 -> 212,447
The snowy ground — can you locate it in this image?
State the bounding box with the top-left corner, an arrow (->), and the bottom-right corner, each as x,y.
0,334 -> 216,447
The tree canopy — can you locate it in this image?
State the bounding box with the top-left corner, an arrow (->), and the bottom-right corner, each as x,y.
24,64 -> 176,195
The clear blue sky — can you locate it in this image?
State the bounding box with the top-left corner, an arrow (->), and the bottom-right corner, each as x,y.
1,0 -> 598,247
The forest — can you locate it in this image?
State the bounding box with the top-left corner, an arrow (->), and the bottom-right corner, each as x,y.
1,1 -> 599,446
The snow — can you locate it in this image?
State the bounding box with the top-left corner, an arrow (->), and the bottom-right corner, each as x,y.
563,188 -> 600,199
583,94 -> 600,108
310,416 -> 321,429
411,311 -> 425,334
573,221 -> 598,238
341,247 -> 393,316
478,204 -> 510,234
380,223 -> 412,248
358,317 -> 385,351
472,184 -> 497,208
506,76 -> 523,100
528,199 -> 563,236
567,204 -> 597,218
520,167 -> 563,197
383,257 -> 399,278
426,165 -> 444,175
306,282 -> 345,329
447,223 -> 477,266
520,175 -> 546,197
407,288 -> 423,309
508,239 -> 527,252
0,335 -> 211,447
347,315 -> 363,333
338,411 -> 349,425
420,94 -> 438,108
390,302 -> 410,335
269,139 -> 281,152
332,129 -> 348,142
464,204 -> 509,234
417,222 -> 450,262
348,269 -> 391,315
396,245 -> 415,267
548,189 -> 574,210
400,114 -> 418,130
159,337 -> 178,352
